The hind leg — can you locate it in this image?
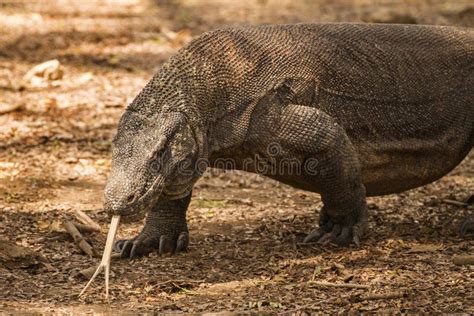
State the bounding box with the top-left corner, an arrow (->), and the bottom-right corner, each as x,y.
274,104 -> 368,246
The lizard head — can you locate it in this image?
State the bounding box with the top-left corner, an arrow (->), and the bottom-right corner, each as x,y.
103,111 -> 203,222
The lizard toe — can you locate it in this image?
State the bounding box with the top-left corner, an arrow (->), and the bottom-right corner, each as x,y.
317,224 -> 342,245
305,203 -> 367,247
117,235 -> 159,259
352,223 -> 364,247
334,227 -> 352,246
176,232 -> 189,252
114,239 -> 127,252
158,235 -> 174,254
130,236 -> 158,259
119,239 -> 134,259
303,220 -> 333,243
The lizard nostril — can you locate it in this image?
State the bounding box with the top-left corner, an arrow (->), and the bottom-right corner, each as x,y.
126,194 -> 136,204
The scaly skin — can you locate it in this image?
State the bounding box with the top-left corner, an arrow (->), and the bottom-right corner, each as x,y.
104,23 -> 474,259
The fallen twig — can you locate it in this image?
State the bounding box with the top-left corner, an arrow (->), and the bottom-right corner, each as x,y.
63,220 -> 97,257
354,291 -> 406,302
73,221 -> 100,234
453,255 -> 474,266
74,210 -> 101,232
307,281 -> 370,289
79,265 -> 97,279
155,279 -> 205,287
0,102 -> 22,115
442,199 -> 468,207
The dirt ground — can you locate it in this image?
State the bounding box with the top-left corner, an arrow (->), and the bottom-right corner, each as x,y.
0,0 -> 473,314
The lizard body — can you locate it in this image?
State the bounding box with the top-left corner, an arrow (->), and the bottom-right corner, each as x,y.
104,23 -> 473,258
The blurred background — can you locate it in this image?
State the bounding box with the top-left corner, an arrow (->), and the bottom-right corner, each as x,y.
1,0 -> 473,148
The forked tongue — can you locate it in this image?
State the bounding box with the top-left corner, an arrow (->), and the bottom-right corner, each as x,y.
79,215 -> 120,299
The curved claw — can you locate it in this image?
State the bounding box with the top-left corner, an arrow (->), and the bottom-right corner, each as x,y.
120,240 -> 134,259
114,239 -> 127,252
303,219 -> 335,244
159,235 -> 173,254
335,227 -> 351,246
176,232 -> 189,252
115,231 -> 189,259
303,228 -> 325,243
304,205 -> 367,247
130,241 -> 141,259
352,224 -> 363,247
317,225 -> 342,245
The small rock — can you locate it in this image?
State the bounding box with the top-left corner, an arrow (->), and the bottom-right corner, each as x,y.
23,59 -> 64,88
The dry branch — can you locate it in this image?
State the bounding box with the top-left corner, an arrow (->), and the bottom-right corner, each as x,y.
307,281 -> 370,289
74,210 -> 101,232
0,102 -> 22,114
63,220 -> 97,257
442,199 -> 468,207
354,291 -> 406,302
79,265 -> 97,279
453,255 -> 474,266
73,222 -> 100,234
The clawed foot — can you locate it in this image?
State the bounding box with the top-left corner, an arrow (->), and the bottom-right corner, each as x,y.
114,231 -> 188,259
114,211 -> 189,259
303,205 -> 368,247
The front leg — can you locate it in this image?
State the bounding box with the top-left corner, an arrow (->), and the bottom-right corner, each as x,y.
114,193 -> 191,259
277,104 -> 368,246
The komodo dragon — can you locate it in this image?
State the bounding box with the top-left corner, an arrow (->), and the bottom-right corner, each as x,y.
104,23 -> 473,259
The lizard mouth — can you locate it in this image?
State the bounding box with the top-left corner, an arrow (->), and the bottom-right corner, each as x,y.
116,162 -> 180,223
118,175 -> 166,223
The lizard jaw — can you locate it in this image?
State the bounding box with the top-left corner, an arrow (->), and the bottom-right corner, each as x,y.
115,161 -> 181,222
109,174 -> 165,223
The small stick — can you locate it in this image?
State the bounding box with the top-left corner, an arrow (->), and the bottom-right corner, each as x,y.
74,210 -> 102,232
355,291 -> 406,302
453,255 -> 474,266
63,220 -> 97,257
442,199 -> 468,207
79,265 -> 97,279
307,281 -> 370,289
73,222 -> 100,234
155,279 -> 205,287
79,215 -> 120,299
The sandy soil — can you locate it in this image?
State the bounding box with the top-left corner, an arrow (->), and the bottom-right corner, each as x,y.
0,0 -> 473,313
